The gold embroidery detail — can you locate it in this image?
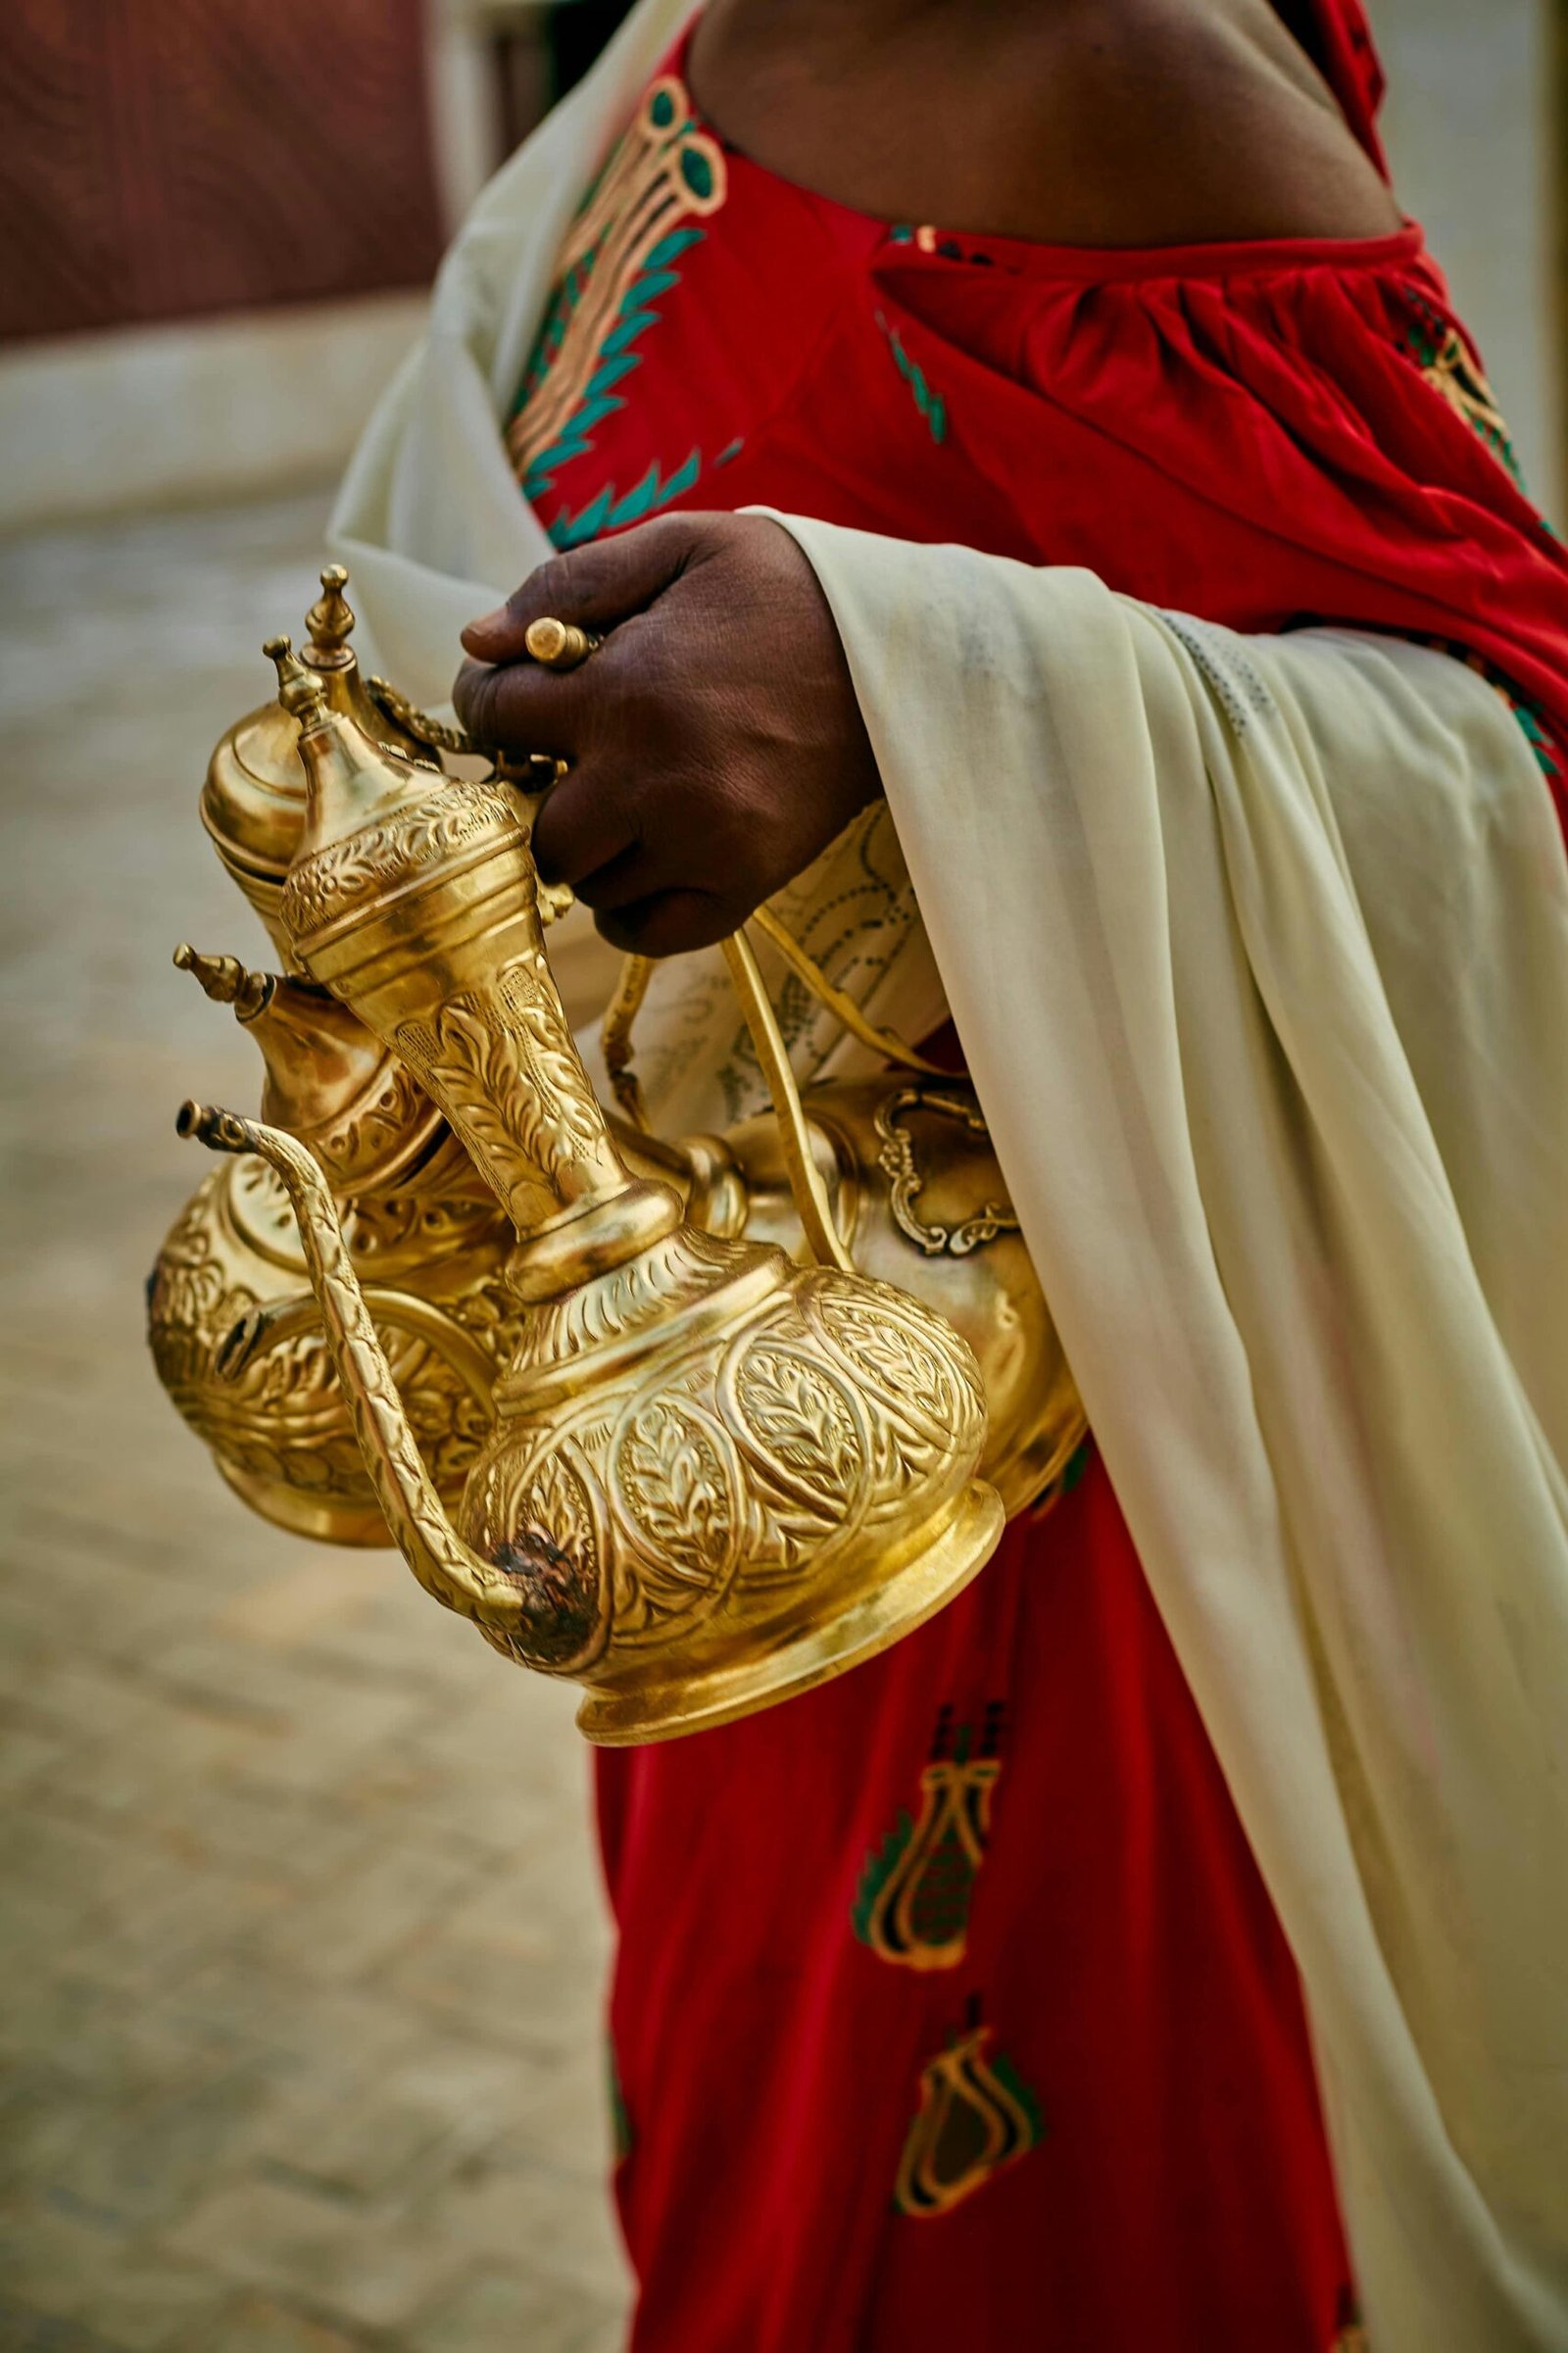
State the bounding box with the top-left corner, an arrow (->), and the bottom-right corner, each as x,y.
508,74 -> 726,481
1419,326 -> 1517,476
858,1751 -> 1001,1972
893,2023 -> 1042,2217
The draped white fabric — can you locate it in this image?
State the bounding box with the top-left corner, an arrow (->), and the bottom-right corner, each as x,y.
330,7 -> 1568,2339
768,525 -> 1568,2350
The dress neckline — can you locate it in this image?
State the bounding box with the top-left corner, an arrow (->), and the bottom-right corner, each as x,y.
671,20 -> 1426,284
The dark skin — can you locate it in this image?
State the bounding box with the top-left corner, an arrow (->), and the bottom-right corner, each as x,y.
455,0 -> 1401,955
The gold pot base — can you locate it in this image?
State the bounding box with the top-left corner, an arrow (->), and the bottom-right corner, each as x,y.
575,1478 -> 1005,1747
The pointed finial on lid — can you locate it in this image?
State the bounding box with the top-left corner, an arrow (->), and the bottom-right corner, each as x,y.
264,633 -> 327,727
305,564 -> 356,668
173,942 -> 272,1022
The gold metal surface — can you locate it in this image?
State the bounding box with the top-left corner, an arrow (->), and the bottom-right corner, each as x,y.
147,1152 -> 519,1547
173,640 -> 1004,1740
601,952 -> 655,1129
160,588 -> 585,1551
200,566 -> 433,967
720,930 -> 855,1276
172,943 -> 472,1200
605,918 -> 1085,1514
163,661 -> 524,1549
873,1088 -> 1021,1259
524,615 -> 601,670
750,905 -> 945,1076
365,676 -> 477,759
152,564 -> 1086,1737
362,674 -> 565,809
714,1080 -> 1081,1516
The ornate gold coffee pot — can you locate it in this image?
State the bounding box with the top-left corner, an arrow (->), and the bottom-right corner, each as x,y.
152,570 -> 1085,1742
150,570 -> 526,1544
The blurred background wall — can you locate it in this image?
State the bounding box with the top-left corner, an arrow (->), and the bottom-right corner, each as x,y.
1375,0 -> 1562,515
0,13 -> 643,2352
0,0 -> 634,530
1,0 -> 1560,530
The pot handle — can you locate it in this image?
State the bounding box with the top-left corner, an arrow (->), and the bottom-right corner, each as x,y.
720,929 -> 854,1274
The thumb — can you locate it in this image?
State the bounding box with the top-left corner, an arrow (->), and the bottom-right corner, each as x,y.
460,515 -> 710,662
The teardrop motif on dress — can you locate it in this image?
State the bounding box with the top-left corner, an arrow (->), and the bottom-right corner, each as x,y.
892,2008 -> 1044,2218
854,1703 -> 1004,1970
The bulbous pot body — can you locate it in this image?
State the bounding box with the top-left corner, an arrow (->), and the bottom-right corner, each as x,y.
455,1220 -> 1003,1742
147,1155 -> 519,1545
717,1076 -> 1085,1516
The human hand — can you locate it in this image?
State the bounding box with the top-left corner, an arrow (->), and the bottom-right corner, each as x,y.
454,512 -> 881,956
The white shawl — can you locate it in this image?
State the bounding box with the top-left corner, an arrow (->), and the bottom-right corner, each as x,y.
331,7 -> 1568,2341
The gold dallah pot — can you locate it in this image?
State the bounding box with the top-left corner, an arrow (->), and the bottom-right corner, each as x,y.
150,571 -> 1084,1741
151,571 -> 523,1546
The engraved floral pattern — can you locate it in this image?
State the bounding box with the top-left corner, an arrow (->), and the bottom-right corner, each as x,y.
472,1445 -> 607,1669
308,1054 -> 437,1191
734,1344 -> 861,1510
167,1074 -> 993,1725
813,1282 -> 981,1439
280,782 -> 522,938
614,1397 -> 736,1629
149,1161 -> 514,1522
396,956 -> 611,1207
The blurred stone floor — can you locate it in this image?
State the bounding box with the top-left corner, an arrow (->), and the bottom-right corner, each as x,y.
0,497 -> 631,2352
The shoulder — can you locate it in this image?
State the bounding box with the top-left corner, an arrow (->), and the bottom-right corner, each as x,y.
1020,0 -> 1403,247
688,0 -> 1404,251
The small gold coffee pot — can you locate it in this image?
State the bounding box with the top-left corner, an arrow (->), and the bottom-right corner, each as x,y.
151,571 -> 525,1547
151,945 -> 514,1544
176,643 -> 1005,1743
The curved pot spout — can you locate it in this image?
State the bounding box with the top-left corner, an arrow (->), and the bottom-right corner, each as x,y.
175,1100 -> 543,1649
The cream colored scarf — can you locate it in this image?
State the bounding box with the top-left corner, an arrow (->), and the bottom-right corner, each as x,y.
331,7 -> 1568,2341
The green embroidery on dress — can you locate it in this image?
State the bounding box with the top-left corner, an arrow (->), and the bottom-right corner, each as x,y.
875,309 -> 948,443
854,1712 -> 1003,1970
547,449 -> 704,549
988,2052 -> 1047,2146
508,73 -> 727,546
607,2039 -> 633,2165
1511,698 -> 1557,775
519,226 -> 706,504
1402,292 -> 1528,495
853,1805 -> 918,1946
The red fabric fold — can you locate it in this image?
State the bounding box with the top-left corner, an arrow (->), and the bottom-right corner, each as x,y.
505,26 -> 1564,2348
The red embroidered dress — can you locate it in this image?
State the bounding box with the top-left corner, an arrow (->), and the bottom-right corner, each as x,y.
507,12 -> 1568,2350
